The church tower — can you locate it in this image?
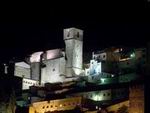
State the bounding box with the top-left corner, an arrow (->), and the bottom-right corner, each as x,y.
64,28 -> 83,77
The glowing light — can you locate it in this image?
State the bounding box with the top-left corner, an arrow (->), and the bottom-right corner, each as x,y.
96,106 -> 98,109
95,62 -> 102,74
60,104 -> 62,107
130,53 -> 135,58
119,57 -> 130,61
92,94 -> 103,101
101,78 -> 105,83
89,60 -> 102,75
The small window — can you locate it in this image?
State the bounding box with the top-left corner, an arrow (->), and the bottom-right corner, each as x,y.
53,69 -> 55,71
72,102 -> 76,105
77,32 -> 80,37
103,94 -> 106,96
67,32 -> 70,37
42,106 -> 45,109
50,105 -> 53,108
103,55 -> 105,58
108,93 -> 110,96
47,106 -> 49,108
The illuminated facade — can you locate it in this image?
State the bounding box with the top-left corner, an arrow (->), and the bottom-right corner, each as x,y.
22,78 -> 39,90
64,28 -> 83,77
69,90 -> 111,102
129,84 -> 144,113
14,28 -> 84,89
15,62 -> 30,79
85,59 -> 102,76
84,47 -> 146,85
69,88 -> 128,102
14,27 -> 146,90
29,97 -> 82,113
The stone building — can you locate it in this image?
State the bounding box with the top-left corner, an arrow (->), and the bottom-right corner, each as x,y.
129,83 -> 144,113
14,28 -> 84,89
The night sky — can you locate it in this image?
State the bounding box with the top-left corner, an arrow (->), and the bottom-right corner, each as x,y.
0,1 -> 149,62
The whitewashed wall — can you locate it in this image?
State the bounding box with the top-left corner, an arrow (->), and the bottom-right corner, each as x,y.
15,62 -> 30,79
22,78 -> 39,90
41,57 -> 66,83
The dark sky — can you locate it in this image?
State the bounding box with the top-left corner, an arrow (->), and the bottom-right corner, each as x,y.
0,1 -> 150,62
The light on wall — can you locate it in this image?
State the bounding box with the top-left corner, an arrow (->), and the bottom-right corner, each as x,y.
101,78 -> 105,83
92,94 -> 103,101
130,53 -> 135,58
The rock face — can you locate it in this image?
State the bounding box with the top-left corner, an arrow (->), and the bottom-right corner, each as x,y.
0,75 -> 16,113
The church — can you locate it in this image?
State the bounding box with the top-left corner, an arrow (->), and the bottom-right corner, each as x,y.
14,28 -> 84,89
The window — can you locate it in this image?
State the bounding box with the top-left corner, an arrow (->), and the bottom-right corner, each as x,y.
47,106 -> 49,108
42,106 -> 45,109
103,94 -> 106,96
108,93 -> 110,96
103,55 -> 105,58
50,105 -> 53,108
53,69 -> 55,71
55,105 -> 58,107
72,102 -> 75,105
77,32 -> 79,37
67,32 -> 70,37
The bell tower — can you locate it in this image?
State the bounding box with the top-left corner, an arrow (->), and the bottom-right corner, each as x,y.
64,28 -> 83,77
